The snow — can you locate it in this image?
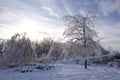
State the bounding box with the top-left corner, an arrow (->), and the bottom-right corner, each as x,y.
0,63 -> 120,80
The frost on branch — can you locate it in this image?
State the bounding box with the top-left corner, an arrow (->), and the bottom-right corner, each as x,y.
63,13 -> 102,69
2,33 -> 36,67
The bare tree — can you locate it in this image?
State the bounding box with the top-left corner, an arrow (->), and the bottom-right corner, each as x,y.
63,12 -> 101,69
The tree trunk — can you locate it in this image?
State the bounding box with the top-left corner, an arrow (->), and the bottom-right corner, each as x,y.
85,57 -> 87,69
83,18 -> 87,69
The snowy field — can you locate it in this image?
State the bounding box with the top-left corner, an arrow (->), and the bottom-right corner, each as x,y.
0,63 -> 120,80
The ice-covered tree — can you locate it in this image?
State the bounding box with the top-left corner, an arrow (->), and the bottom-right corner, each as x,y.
2,33 -> 36,67
47,42 -> 64,60
0,38 -> 4,56
63,12 -> 101,69
35,37 -> 53,58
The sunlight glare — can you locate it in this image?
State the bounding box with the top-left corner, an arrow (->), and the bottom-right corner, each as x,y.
14,18 -> 52,40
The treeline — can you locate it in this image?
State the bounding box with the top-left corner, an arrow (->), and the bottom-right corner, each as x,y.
0,33 -> 119,68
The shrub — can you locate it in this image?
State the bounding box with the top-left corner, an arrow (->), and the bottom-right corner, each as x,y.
90,52 -> 120,65
2,33 -> 36,67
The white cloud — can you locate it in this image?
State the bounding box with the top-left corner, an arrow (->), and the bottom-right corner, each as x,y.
42,6 -> 59,18
79,9 -> 88,16
0,7 -> 15,20
99,0 -> 120,15
59,0 -> 73,15
101,37 -> 120,51
96,22 -> 120,51
37,0 -> 64,16
76,0 -> 90,6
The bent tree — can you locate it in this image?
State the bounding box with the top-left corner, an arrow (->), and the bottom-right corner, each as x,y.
63,12 -> 100,69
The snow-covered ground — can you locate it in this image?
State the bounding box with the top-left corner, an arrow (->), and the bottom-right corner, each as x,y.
0,63 -> 120,80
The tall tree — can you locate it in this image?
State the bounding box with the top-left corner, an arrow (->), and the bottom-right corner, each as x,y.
63,12 -> 100,69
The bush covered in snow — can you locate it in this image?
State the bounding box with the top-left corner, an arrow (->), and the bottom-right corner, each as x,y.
1,33 -> 36,67
14,63 -> 54,73
89,52 -> 120,67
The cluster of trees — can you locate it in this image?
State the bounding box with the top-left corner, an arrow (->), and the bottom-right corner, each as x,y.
35,38 -> 53,58
0,32 -> 104,68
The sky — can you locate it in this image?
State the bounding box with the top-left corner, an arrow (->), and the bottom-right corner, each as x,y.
0,0 -> 120,51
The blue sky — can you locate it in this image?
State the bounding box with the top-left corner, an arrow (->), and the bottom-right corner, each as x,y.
0,0 -> 120,51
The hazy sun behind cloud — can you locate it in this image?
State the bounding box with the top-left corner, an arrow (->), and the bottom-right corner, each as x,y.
0,17 -> 65,41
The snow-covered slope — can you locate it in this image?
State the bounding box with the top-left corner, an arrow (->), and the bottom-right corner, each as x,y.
0,63 -> 120,80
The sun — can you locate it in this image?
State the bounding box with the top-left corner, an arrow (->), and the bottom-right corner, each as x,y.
13,18 -> 52,40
